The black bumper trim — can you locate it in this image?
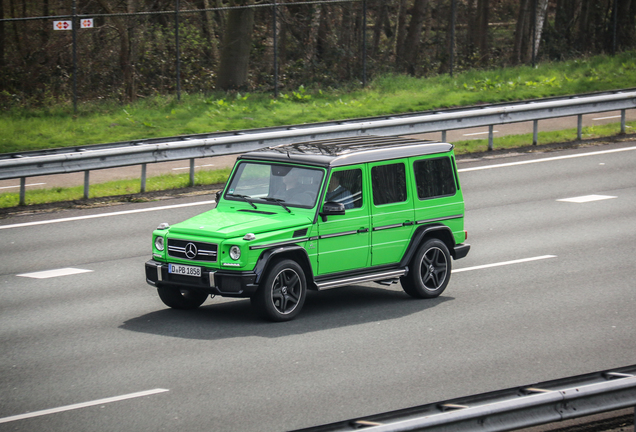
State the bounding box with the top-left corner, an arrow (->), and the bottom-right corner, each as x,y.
145,260 -> 259,297
453,243 -> 471,260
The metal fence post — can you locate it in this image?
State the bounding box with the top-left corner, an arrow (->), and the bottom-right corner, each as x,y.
19,177 -> 26,206
577,114 -> 583,140
441,130 -> 447,142
362,0 -> 367,87
488,125 -> 494,151
141,163 -> 147,193
72,0 -> 78,113
175,0 -> 181,101
533,119 -> 538,145
620,109 -> 626,134
189,158 -> 195,186
273,0 -> 278,98
84,171 -> 90,199
450,0 -> 456,77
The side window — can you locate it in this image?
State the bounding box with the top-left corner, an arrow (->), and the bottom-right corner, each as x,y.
372,163 -> 407,205
413,157 -> 457,199
325,169 -> 362,209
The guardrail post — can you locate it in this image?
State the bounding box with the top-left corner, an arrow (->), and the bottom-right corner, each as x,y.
621,109 -> 626,134
19,177 -> 26,206
533,120 -> 539,145
577,114 -> 583,140
441,130 -> 447,142
141,164 -> 147,193
83,171 -> 90,199
189,159 -> 195,187
488,125 -> 494,151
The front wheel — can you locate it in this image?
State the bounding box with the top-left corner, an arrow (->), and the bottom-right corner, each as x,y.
401,238 -> 451,299
252,259 -> 306,322
157,286 -> 208,309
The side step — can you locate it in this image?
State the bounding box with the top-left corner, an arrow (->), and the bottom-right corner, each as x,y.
315,269 -> 407,291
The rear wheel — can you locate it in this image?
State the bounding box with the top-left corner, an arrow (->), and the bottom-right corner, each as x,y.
252,259 -> 306,322
157,286 -> 208,309
401,238 -> 451,299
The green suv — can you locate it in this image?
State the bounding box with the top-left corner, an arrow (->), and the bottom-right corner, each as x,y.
145,136 -> 470,321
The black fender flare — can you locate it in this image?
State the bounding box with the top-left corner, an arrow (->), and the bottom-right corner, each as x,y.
253,245 -> 316,288
399,224 -> 456,267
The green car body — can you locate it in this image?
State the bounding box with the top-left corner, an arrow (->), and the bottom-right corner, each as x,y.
145,136 -> 470,321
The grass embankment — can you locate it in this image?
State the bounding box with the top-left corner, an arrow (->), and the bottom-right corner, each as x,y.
1,52 -> 635,209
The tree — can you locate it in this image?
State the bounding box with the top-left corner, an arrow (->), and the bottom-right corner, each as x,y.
217,0 -> 255,90
397,0 -> 429,74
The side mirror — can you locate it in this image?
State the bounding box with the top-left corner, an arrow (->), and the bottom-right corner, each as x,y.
319,201 -> 345,222
215,189 -> 223,203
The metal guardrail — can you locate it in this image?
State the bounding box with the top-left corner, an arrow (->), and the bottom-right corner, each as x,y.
1,89 -> 635,204
290,365 -> 636,432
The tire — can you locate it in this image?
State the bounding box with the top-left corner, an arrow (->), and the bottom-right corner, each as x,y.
157,286 -> 208,310
401,238 -> 451,299
252,259 -> 306,322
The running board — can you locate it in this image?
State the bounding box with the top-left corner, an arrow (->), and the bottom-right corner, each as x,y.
315,269 -> 407,290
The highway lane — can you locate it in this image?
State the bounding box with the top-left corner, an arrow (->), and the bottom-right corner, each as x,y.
0,142 -> 635,431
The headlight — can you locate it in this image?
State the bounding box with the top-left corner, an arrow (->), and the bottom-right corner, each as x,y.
229,245 -> 241,260
155,236 -> 165,251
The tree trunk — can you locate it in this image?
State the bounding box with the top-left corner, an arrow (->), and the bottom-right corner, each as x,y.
475,0 -> 490,65
305,4 -> 322,64
0,0 -> 4,67
400,0 -> 428,74
617,0 -> 636,49
512,0 -> 532,64
217,0 -> 255,90
533,0 -> 549,57
96,0 -> 136,102
395,0 -> 409,63
199,0 -> 219,62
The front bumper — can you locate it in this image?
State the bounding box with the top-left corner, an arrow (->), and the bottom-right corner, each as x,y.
145,259 -> 259,297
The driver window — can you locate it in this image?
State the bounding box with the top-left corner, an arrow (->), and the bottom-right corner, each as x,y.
325,169 -> 362,209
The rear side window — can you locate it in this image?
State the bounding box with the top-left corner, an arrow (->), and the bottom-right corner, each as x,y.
372,163 -> 407,205
413,157 -> 457,199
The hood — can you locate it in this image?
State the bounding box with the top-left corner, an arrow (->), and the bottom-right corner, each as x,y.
168,207 -> 312,239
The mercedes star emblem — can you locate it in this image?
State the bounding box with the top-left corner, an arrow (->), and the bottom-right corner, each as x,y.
185,243 -> 198,259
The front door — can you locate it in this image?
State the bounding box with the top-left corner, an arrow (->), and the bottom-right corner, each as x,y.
316,167 -> 370,275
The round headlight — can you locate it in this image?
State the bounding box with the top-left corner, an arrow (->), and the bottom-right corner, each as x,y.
229,245 -> 241,260
155,236 -> 165,251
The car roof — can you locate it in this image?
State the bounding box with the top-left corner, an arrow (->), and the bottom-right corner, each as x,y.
239,136 -> 453,168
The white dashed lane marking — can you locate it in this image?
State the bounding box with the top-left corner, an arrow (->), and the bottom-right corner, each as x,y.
557,195 -> 617,203
453,255 -> 557,273
17,268 -> 93,279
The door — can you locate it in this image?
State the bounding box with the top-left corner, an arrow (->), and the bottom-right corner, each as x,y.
369,160 -> 416,266
317,167 -> 370,275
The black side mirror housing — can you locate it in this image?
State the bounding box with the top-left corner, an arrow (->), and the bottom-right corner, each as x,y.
215,189 -> 223,203
320,201 -> 345,221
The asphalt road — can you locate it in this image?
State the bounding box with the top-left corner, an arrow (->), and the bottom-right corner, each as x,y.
0,141 -> 635,431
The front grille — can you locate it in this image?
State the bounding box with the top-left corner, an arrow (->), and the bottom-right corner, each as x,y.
167,239 -> 218,262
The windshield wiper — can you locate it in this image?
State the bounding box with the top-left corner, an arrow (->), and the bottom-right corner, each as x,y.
227,193 -> 257,209
262,197 -> 291,213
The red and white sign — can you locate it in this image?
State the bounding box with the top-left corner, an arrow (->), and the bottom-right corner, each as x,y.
53,20 -> 72,30
81,19 -> 94,28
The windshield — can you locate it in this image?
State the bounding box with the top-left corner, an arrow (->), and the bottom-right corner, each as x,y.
225,162 -> 325,208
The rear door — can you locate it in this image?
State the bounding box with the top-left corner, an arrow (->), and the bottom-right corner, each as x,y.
369,160 -> 416,266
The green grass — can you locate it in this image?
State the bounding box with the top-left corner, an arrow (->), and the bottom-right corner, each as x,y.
1,52 -> 635,154
1,51 -> 635,209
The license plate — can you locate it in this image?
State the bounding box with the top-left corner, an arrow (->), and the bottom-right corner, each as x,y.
168,263 -> 202,277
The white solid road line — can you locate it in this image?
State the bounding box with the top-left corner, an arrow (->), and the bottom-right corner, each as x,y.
17,268 -> 93,279
0,183 -> 46,190
0,388 -> 169,424
458,145 -> 636,172
0,200 -> 216,230
592,115 -> 622,121
453,255 -> 557,273
463,130 -> 499,136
